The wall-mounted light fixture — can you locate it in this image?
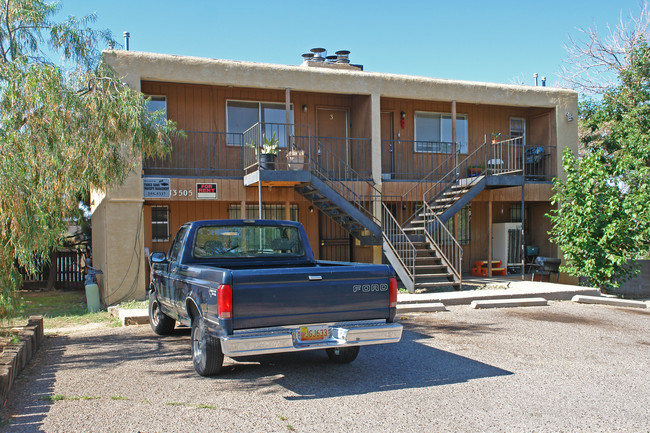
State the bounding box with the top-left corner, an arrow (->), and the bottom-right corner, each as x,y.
565,112 -> 574,122
309,206 -> 314,213
302,104 -> 308,112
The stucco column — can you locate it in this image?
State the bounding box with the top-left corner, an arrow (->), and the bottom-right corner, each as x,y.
553,93 -> 580,284
370,92 -> 383,264
90,72 -> 147,305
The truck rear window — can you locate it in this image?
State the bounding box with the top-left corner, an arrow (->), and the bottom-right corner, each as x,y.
193,225 -> 304,258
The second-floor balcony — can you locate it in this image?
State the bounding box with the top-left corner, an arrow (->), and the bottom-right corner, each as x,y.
143,128 -> 556,183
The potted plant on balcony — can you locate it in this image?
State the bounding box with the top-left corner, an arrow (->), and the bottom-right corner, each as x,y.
491,132 -> 502,144
247,134 -> 280,170
467,165 -> 483,177
287,146 -> 305,171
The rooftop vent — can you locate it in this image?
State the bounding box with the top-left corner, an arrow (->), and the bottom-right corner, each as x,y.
300,48 -> 362,70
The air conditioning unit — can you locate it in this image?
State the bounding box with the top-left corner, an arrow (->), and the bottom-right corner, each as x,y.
492,223 -> 522,269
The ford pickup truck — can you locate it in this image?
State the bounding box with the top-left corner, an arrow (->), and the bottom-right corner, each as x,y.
148,219 -> 403,376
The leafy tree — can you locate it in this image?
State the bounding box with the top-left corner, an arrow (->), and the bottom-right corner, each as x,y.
0,0 -> 177,317
550,39 -> 650,291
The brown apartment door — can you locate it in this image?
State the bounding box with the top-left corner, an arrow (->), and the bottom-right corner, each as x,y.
317,108 -> 349,169
319,213 -> 351,262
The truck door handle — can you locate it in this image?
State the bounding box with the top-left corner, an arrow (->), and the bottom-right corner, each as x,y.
308,275 -> 322,281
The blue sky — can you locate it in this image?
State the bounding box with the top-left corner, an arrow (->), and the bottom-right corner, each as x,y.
59,0 -> 642,87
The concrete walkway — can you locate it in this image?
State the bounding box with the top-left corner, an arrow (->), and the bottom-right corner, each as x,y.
398,281 -> 601,307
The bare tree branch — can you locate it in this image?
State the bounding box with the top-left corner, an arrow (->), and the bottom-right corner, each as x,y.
559,1 -> 650,94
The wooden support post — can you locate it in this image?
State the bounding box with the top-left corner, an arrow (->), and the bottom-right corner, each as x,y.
285,88 -> 291,151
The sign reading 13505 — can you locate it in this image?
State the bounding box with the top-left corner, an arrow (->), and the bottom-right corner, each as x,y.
171,189 -> 193,197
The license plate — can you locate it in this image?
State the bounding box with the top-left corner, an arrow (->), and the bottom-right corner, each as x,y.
299,325 -> 330,342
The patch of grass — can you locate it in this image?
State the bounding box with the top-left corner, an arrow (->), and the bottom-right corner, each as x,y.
118,300 -> 148,310
165,402 -> 190,407
110,395 -> 128,401
38,394 -> 101,402
196,404 -> 216,410
39,394 -> 65,402
10,290 -> 119,330
286,425 -> 295,431
278,415 -> 288,421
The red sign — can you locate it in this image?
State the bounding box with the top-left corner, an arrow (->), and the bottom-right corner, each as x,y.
196,183 -> 217,199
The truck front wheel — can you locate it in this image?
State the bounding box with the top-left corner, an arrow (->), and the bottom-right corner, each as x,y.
191,319 -> 224,376
149,294 -> 175,335
326,346 -> 360,363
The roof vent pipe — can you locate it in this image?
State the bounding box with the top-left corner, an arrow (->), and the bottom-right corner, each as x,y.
301,52 -> 314,65
123,31 -> 130,51
335,50 -> 350,64
310,47 -> 326,62
541,76 -> 547,87
533,72 -> 538,86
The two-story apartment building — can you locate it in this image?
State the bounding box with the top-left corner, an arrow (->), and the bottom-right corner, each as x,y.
91,49 -> 578,305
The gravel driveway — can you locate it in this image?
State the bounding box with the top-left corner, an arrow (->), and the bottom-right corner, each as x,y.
1,301 -> 649,432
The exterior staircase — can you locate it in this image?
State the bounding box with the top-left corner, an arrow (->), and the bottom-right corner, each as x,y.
245,123 -> 525,294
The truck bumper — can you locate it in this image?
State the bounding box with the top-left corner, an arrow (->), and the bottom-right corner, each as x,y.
220,320 -> 403,357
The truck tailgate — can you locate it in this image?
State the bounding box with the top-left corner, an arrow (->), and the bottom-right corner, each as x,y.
231,264 -> 393,330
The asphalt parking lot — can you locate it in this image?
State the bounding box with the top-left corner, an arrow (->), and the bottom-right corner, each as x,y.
2,301 -> 649,433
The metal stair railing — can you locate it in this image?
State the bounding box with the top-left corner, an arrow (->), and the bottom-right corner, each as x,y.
422,201 -> 462,285
394,145 -> 460,225
420,138 -> 490,221
308,137 -> 382,227
381,202 -> 416,292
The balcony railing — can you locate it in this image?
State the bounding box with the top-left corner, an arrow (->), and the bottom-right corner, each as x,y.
143,131 -> 244,177
143,129 -> 556,183
243,122 -> 371,179
382,139 -> 458,181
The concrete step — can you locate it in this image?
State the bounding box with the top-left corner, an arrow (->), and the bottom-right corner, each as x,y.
119,309 -> 149,326
571,295 -> 647,309
397,302 -> 446,314
470,297 -> 548,309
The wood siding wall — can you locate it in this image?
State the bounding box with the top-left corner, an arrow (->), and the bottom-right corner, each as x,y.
380,97 -> 555,155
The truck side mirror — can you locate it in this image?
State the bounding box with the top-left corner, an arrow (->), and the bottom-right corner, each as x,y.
151,252 -> 168,263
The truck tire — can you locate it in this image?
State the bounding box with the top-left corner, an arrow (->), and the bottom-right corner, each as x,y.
326,346 -> 360,363
149,294 -> 175,335
191,318 -> 224,376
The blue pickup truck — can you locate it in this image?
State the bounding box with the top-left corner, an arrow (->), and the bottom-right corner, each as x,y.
148,219 -> 403,376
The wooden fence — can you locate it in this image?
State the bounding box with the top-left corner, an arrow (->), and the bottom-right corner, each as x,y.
18,250 -> 87,290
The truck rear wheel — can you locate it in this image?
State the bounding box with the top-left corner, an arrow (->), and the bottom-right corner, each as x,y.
326,346 -> 360,363
149,294 -> 175,335
191,318 -> 224,376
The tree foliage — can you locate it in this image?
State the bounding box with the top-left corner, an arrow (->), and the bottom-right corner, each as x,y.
0,0 -> 176,317
550,38 -> 650,291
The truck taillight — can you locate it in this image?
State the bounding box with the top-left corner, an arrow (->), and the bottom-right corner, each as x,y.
218,284 -> 233,319
389,277 -> 397,308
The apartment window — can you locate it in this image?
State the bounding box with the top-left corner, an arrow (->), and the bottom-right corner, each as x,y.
229,204 -> 298,221
146,96 -> 166,126
226,101 -> 294,146
444,205 -> 471,244
510,117 -> 525,145
414,112 -> 468,154
151,206 -> 169,242
457,205 -> 470,244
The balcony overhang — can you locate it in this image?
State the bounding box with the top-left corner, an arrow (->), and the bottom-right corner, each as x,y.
243,169 -> 311,187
